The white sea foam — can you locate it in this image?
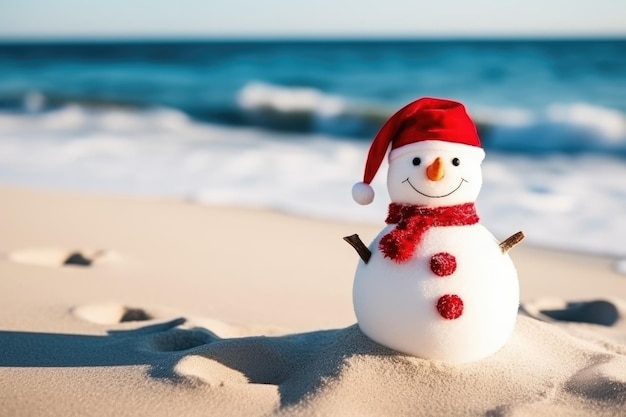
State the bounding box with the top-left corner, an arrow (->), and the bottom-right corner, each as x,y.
485,103 -> 626,155
547,103 -> 626,142
0,105 -> 624,258
238,82 -> 345,116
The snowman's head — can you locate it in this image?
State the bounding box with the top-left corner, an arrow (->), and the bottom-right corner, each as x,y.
352,97 -> 485,206
387,140 -> 485,206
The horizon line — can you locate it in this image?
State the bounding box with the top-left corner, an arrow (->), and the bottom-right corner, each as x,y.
0,33 -> 625,44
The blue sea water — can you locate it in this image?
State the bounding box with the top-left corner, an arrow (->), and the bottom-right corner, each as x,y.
0,40 -> 625,258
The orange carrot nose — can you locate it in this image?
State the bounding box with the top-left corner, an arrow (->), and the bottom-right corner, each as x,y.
426,157 -> 445,181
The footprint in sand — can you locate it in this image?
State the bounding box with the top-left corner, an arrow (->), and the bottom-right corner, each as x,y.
72,302 -> 266,338
72,303 -> 214,350
72,303 -> 154,325
521,298 -> 623,327
72,302 -> 284,387
5,248 -> 118,268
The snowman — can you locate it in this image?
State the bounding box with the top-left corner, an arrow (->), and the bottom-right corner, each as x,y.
348,97 -> 521,363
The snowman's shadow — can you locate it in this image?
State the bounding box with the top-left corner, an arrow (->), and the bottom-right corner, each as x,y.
159,323 -> 397,407
0,311 -> 394,408
3,307 -> 625,411
0,318 -> 193,369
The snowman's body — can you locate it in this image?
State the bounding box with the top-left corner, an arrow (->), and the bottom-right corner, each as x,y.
353,222 -> 519,363
351,98 -> 522,363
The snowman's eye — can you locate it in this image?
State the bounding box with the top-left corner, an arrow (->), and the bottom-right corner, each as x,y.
412,157 -> 421,166
452,158 -> 460,166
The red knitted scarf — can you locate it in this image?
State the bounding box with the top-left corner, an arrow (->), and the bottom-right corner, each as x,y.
379,202 -> 479,263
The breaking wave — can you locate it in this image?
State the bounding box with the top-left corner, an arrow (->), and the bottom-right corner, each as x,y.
2,83 -> 626,158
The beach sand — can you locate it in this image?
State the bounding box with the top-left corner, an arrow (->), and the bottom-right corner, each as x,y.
1,185 -> 624,416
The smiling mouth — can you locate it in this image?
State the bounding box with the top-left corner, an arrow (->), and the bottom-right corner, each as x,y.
403,178 -> 468,198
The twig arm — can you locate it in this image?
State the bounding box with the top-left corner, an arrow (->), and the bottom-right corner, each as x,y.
343,234 -> 372,264
499,231 -> 525,253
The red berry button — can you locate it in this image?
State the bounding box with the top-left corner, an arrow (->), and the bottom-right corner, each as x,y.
436,294 -> 464,320
430,252 -> 457,277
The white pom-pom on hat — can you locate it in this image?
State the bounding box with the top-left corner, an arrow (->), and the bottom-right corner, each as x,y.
352,182 -> 375,205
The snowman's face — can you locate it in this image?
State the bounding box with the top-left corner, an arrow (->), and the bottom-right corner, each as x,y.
387,140 -> 485,207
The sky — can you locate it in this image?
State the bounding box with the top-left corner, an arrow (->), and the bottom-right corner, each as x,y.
0,0 -> 624,40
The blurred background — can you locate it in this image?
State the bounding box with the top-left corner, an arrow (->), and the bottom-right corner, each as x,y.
0,0 -> 625,259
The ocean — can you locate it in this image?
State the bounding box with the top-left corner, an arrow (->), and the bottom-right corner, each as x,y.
0,40 -> 625,259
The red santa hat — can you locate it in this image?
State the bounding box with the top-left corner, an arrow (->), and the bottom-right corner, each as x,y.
352,97 -> 483,205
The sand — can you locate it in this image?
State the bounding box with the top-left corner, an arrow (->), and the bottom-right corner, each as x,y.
1,185 -> 625,416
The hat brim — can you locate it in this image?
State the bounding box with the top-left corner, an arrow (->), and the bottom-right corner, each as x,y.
389,140 -> 485,163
